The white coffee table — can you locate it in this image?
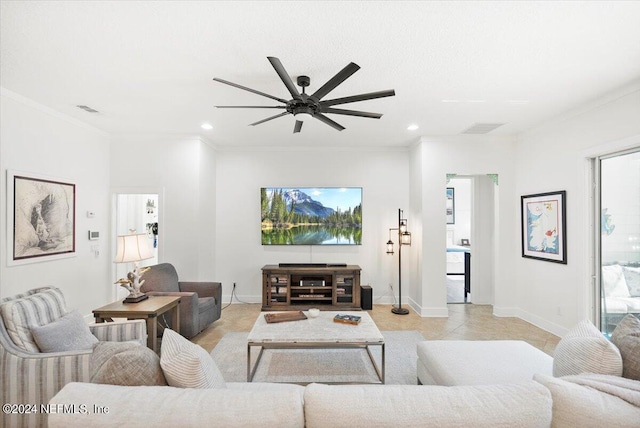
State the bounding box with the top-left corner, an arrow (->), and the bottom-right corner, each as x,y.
247,310 -> 385,384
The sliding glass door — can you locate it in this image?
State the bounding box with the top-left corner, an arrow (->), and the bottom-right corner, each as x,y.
597,149 -> 640,335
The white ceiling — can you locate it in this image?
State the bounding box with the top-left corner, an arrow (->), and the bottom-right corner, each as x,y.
2,1 -> 640,148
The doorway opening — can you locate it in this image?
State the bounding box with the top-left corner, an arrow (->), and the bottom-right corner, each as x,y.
112,191 -> 162,301
446,174 -> 498,305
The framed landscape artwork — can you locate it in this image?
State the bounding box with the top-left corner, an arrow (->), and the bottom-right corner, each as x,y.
260,187 -> 362,245
8,171 -> 76,264
521,190 -> 566,264
446,187 -> 455,224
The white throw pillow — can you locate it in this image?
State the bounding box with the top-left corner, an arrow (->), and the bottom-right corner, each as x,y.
553,319 -> 622,377
602,264 -> 630,297
31,310 -> 98,352
622,266 -> 640,297
160,328 -> 226,389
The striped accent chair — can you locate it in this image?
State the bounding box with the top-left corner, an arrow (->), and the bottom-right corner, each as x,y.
0,287 -> 147,428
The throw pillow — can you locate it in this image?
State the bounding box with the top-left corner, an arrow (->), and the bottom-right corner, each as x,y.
553,319 -> 622,377
611,314 -> 640,380
31,310 -> 98,352
0,287 -> 67,352
160,328 -> 226,389
622,266 -> 640,297
91,341 -> 167,386
602,264 -> 631,297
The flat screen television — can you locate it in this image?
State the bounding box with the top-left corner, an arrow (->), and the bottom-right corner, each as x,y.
261,187 -> 362,245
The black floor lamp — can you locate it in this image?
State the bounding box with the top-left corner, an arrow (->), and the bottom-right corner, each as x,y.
386,208 -> 411,315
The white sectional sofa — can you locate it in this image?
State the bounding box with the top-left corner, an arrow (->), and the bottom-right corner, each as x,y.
49,380 -> 554,428
47,315 -> 640,428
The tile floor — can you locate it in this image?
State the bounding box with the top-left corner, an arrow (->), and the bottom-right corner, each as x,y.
192,303 -> 560,356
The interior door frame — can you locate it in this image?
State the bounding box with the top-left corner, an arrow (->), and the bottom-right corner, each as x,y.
111,186 -> 165,300
583,135 -> 640,330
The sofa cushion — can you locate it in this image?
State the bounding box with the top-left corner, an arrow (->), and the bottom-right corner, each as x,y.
534,374 -> 640,427
48,382 -> 305,428
91,341 -> 167,386
304,382 -> 552,428
553,319 -> 622,377
0,287 -> 67,352
31,309 -> 98,352
160,328 -> 226,389
611,314 -> 640,380
602,264 -> 631,297
623,266 -> 640,296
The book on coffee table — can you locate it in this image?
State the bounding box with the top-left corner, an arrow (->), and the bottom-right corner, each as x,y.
264,311 -> 307,323
333,314 -> 361,325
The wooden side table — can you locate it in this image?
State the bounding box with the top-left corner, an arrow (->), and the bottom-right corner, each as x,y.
93,296 -> 181,353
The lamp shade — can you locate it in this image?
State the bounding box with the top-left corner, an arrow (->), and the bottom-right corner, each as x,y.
114,233 -> 153,263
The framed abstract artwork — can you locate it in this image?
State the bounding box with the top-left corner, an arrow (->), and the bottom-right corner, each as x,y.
446,187 -> 455,224
7,171 -> 76,264
521,190 -> 566,264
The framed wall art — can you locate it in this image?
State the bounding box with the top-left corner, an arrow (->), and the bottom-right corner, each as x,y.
521,190 -> 566,264
7,171 -> 76,264
446,187 -> 455,224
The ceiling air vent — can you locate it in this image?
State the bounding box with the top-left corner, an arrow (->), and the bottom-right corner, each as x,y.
461,123 -> 505,134
76,105 -> 99,113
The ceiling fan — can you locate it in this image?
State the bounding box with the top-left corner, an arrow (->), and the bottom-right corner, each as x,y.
213,57 -> 395,133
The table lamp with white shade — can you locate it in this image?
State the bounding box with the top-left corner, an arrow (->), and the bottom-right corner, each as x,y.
114,232 -> 153,303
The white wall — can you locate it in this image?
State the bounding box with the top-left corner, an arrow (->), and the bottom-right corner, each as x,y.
411,136 -> 517,316
110,135 -> 216,281
0,88 -> 112,314
215,147 -> 409,304
514,83 -> 640,336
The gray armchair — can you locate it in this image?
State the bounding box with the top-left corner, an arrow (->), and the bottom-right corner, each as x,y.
140,263 -> 222,338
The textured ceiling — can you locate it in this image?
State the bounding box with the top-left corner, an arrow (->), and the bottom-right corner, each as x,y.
2,1 -> 640,148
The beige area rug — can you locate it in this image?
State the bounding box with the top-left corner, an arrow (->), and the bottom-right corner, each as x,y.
211,330 -> 424,385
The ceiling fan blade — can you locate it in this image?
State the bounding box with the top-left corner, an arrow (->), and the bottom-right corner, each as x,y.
320,89 -> 396,107
216,106 -> 286,109
213,78 -> 289,104
293,120 -> 303,133
313,113 -> 345,131
322,107 -> 382,119
249,112 -> 290,126
310,62 -> 360,101
267,57 -> 303,101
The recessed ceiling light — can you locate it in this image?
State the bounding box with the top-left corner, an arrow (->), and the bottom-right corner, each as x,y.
201,123 -> 213,130
407,124 -> 419,131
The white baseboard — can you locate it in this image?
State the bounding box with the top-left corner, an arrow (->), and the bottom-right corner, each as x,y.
494,306 -> 568,337
409,298 -> 449,317
223,294 -> 262,305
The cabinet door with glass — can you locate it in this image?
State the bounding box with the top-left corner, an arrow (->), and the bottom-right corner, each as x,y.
264,273 -> 290,307
334,273 -> 360,306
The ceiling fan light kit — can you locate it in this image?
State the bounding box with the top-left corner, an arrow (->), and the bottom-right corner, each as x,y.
213,57 -> 395,134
